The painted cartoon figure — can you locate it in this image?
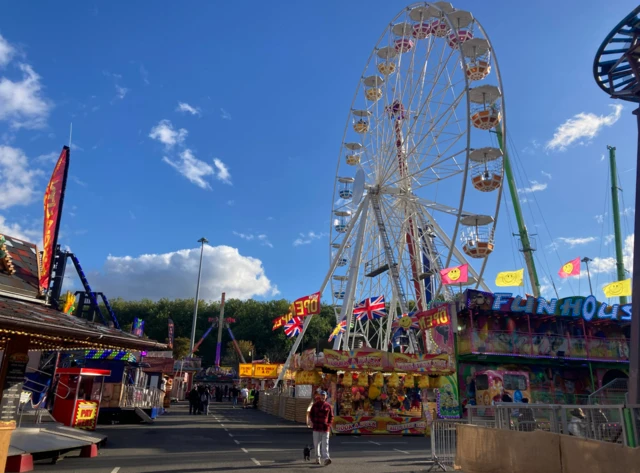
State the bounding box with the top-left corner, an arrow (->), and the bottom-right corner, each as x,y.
474,370 -> 530,406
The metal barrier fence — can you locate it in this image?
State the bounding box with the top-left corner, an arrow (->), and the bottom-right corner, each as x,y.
424,419 -> 467,471
467,403 -> 627,446
121,385 -> 165,409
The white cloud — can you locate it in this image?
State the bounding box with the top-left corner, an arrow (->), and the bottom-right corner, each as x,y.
0,35 -> 15,67
590,234 -> 634,274
518,180 -> 547,193
227,200 -> 235,206
293,231 -> 328,246
546,104 -> 623,151
623,207 -> 635,217
36,151 -> 59,164
604,234 -> 615,246
595,213 -> 607,224
139,64 -> 149,85
541,170 -> 552,180
115,85 -> 129,99
163,149 -> 214,189
220,108 -> 231,120
70,175 -> 87,187
233,231 -> 273,248
0,64 -> 51,129
213,158 -> 231,184
149,119 -> 188,148
0,146 -> 43,208
0,215 -> 41,246
176,102 -> 201,116
233,231 -> 255,241
557,236 -> 597,248
83,245 -> 278,301
257,234 -> 273,248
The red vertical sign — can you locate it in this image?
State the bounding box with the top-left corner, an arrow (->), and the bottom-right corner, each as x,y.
40,147 -> 70,293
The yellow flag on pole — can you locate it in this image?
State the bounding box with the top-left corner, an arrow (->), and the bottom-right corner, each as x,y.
495,269 -> 524,287
603,278 -> 632,298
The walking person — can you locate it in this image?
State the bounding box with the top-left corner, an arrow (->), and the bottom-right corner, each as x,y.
308,390 -> 334,466
241,385 -> 249,409
225,385 -> 229,401
188,386 -> 199,415
231,385 -> 239,408
201,387 -> 211,415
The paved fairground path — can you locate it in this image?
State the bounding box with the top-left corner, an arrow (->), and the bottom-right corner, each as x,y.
33,402 -> 443,473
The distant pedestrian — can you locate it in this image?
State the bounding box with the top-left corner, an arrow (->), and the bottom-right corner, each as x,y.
241,386 -> 249,409
253,389 -> 259,409
231,386 -> 239,408
224,385 -> 229,401
188,386 -> 199,415
201,387 -> 210,415
308,390 -> 333,466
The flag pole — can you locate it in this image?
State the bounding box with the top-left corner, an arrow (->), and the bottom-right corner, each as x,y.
581,257 -> 594,296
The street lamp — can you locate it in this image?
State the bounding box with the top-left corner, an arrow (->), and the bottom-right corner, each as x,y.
581,257 -> 594,296
189,237 -> 209,355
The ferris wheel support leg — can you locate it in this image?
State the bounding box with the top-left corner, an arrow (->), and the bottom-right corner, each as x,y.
338,196 -> 370,351
275,197 -> 367,387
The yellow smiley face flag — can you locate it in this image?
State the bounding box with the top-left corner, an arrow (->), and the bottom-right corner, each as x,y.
603,278 -> 632,298
495,269 -> 524,287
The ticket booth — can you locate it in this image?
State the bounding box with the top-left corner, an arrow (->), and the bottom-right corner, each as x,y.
52,368 -> 110,431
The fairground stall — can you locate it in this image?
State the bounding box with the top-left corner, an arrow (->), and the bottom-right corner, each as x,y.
79,349 -> 168,424
456,289 -> 631,408
289,346 -> 456,435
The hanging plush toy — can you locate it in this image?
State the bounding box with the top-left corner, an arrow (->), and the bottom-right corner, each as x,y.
418,375 -> 430,389
404,374 -> 415,388
373,372 -> 384,388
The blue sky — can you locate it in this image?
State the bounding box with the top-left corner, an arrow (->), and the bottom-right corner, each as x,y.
0,0 -> 637,303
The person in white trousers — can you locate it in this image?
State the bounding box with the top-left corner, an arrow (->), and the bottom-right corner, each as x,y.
307,390 -> 334,466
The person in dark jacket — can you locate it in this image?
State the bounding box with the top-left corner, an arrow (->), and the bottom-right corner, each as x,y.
188,386 -> 199,415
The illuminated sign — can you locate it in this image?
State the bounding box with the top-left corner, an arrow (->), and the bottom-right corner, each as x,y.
73,401 -> 98,430
467,289 -> 631,322
253,364 -> 279,379
40,147 -> 70,292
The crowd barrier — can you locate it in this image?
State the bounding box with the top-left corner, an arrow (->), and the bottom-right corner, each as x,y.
428,403 -> 640,472
258,390 -> 311,424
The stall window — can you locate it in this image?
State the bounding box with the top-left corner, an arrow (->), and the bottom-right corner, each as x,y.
504,374 -> 527,391
475,374 -> 489,391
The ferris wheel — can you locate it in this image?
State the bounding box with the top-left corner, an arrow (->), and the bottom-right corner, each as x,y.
329,2 -> 507,353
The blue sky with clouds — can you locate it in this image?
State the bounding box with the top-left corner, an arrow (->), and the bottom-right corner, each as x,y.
0,0 -> 637,303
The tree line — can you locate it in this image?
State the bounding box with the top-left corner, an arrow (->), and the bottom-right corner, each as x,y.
109,297 -> 337,368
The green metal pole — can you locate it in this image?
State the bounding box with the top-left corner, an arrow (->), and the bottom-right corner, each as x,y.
607,146 -> 628,304
494,126 -> 541,297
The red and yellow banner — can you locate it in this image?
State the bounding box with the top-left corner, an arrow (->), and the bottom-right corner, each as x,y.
239,364 -> 253,378
390,353 -> 453,374
40,147 -> 70,292
332,415 -> 425,435
73,400 -> 98,430
416,305 -> 451,331
323,350 -> 385,371
272,315 -> 288,331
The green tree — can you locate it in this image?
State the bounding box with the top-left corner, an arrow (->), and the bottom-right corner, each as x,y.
172,336 -> 191,360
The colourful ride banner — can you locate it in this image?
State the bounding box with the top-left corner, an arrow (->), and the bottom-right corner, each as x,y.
415,305 -> 451,331
321,350 -> 452,374
289,292 -> 321,318
40,146 -> 70,292
323,350 -> 385,371
390,353 -> 453,374
332,415 -> 426,435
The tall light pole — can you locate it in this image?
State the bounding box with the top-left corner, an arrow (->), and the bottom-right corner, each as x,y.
581,257 -> 594,296
189,237 -> 208,355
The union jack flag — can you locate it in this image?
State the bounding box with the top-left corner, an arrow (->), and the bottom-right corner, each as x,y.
353,295 -> 386,321
284,316 -> 303,338
328,319 -> 347,342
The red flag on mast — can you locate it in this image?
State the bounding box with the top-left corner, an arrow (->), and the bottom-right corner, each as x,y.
558,257 -> 580,278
